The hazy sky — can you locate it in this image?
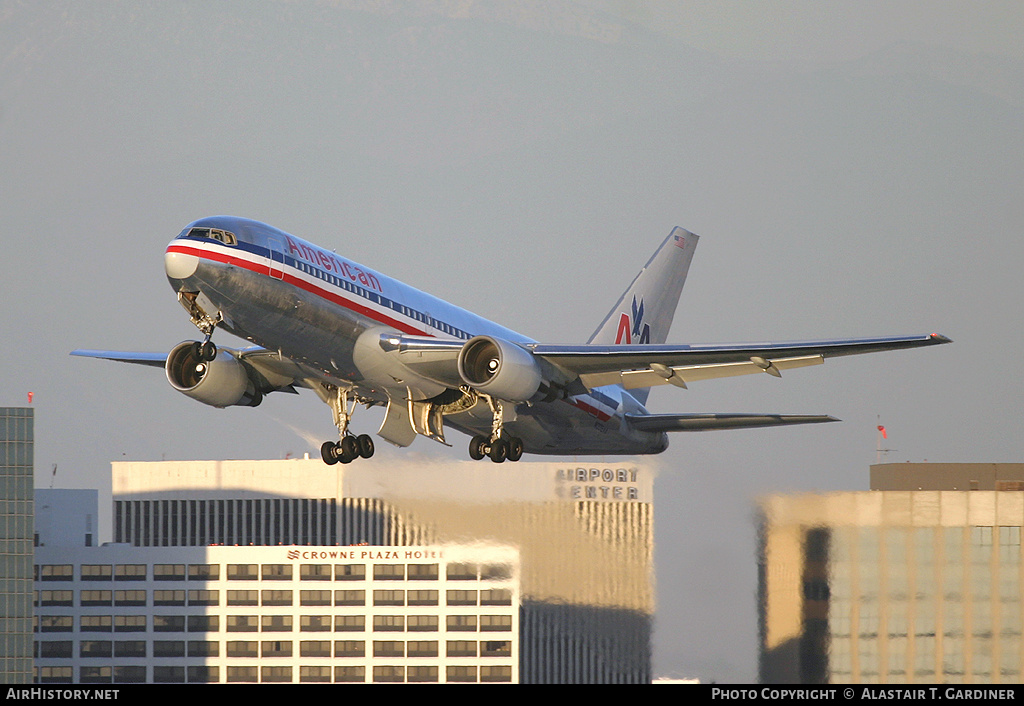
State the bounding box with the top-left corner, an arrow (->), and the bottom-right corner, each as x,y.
3,1 -> 1023,682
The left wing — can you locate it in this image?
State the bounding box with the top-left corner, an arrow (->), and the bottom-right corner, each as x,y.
625,413 -> 839,432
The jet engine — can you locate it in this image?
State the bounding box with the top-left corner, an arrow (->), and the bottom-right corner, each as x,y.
165,341 -> 262,408
457,336 -> 542,402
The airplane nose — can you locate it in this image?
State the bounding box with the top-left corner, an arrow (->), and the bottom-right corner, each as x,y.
165,244 -> 199,280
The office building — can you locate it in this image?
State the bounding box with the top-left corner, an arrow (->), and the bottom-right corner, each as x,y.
34,541 -> 517,683
759,463 -> 1024,683
110,457 -> 654,683
1,407 -> 34,683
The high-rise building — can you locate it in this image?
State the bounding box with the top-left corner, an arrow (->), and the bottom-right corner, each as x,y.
110,457 -> 654,683
33,540 -> 518,684
0,407 -> 34,683
759,463 -> 1024,683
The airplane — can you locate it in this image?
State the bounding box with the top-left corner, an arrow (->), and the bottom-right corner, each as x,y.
72,216 -> 950,465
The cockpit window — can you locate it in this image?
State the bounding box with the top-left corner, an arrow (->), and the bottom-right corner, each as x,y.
188,227 -> 237,246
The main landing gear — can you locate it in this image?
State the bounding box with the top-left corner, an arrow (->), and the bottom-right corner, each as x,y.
321,434 -> 374,465
320,386 -> 375,465
468,396 -> 524,464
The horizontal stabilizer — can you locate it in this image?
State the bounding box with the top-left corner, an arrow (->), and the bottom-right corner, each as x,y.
625,413 -> 839,432
70,349 -> 167,368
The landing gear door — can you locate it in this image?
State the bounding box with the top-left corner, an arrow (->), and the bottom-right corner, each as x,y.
267,237 -> 285,280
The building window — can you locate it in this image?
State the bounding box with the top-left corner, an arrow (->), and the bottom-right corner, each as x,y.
153,590 -> 185,606
373,589 -> 405,606
261,615 -> 293,632
335,589 -> 365,606
79,666 -> 112,684
113,666 -> 146,684
188,589 -> 219,606
373,640 -> 404,657
187,640 -> 218,657
446,589 -> 477,606
78,615 -> 113,633
261,666 -> 292,683
300,615 -> 331,632
335,564 -> 365,581
40,615 -> 73,633
481,588 -> 512,605
153,615 -> 185,632
299,640 -> 332,657
227,666 -> 258,683
373,564 -> 404,581
408,665 -> 439,682
447,562 -> 478,580
40,565 -> 73,581
81,564 -> 112,581
408,563 -> 439,580
153,641 -> 184,657
153,564 -> 186,581
226,615 -> 258,632
407,640 -> 438,657
226,641 -> 258,658
227,564 -> 258,580
447,615 -> 477,632
373,665 -> 404,683
261,564 -> 292,580
227,590 -> 258,606
114,590 -> 146,606
447,640 -> 478,657
188,563 -> 219,580
40,641 -> 73,658
408,615 -> 439,632
187,666 -> 219,683
300,564 -> 330,581
408,590 -> 438,606
80,590 -> 112,607
114,615 -> 146,632
37,667 -> 73,684
480,615 -> 512,632
39,590 -> 73,607
373,615 -> 404,632
115,564 -> 146,581
334,640 -> 365,657
446,665 -> 477,683
79,640 -> 111,658
261,589 -> 292,606
152,666 -> 184,684
481,640 -> 511,657
481,665 -> 512,682
300,590 -> 332,606
335,666 -> 365,683
114,641 -> 146,658
481,564 -> 512,580
334,615 -> 365,632
299,666 -> 331,683
261,640 -> 293,657
188,615 -> 219,632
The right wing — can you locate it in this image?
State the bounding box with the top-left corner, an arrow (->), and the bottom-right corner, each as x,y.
625,412 -> 839,432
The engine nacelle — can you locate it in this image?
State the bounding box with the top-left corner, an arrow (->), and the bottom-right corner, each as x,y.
165,341 -> 262,408
457,335 -> 542,402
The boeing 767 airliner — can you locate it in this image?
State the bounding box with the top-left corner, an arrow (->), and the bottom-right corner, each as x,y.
73,217 -> 950,464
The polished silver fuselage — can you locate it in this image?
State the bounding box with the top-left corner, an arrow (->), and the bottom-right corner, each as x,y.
165,216 -> 666,455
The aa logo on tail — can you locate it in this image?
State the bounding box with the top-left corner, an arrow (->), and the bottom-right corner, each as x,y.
615,296 -> 650,344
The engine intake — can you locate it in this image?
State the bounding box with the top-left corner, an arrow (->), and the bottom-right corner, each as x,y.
165,341 -> 262,408
458,336 -> 542,402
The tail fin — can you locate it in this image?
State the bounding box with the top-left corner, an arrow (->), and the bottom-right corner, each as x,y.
588,227 -> 698,403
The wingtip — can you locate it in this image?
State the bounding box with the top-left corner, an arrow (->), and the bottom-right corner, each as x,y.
929,333 -> 953,344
